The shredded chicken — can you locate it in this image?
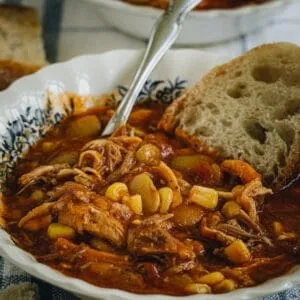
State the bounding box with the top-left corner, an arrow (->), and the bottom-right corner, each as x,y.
82,139 -> 127,173
78,150 -> 104,174
200,213 -> 236,245
128,214 -> 195,260
18,202 -> 55,228
19,182 -> 126,247
236,179 -> 272,222
105,147 -> 137,184
216,222 -> 272,246
17,164 -> 69,193
55,238 -> 130,266
56,201 -> 125,247
220,160 -> 261,184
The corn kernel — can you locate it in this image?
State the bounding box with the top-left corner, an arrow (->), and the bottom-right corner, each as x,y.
273,221 -> 284,236
159,187 -> 173,213
189,186 -> 218,209
105,182 -> 128,202
196,272 -> 224,285
47,223 -> 75,240
224,240 -> 251,264
214,279 -> 237,293
184,283 -> 211,294
136,144 -> 161,166
30,190 -> 45,202
131,219 -> 142,225
125,194 -> 143,214
222,201 -> 240,219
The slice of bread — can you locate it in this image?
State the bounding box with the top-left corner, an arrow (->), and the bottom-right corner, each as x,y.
159,43 -> 300,190
0,5 -> 46,90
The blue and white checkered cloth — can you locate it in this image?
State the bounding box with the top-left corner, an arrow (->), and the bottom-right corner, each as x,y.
0,0 -> 300,298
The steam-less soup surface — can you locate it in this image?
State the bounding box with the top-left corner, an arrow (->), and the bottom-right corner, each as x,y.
1,103 -> 299,295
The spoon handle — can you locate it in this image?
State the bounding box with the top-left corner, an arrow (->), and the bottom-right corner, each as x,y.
101,0 -> 201,136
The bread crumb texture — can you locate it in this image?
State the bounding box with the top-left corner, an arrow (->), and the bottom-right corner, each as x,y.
0,5 -> 46,90
160,43 -> 300,189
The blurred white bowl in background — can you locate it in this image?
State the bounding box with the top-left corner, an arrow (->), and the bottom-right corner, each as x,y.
80,0 -> 296,44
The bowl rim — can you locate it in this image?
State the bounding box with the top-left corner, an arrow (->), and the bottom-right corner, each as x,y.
83,0 -> 297,18
0,49 -> 300,300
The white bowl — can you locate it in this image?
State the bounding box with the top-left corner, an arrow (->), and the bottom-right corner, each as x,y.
0,50 -> 299,300
81,0 -> 296,44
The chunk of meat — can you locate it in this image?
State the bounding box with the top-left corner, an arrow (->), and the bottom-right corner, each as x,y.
54,201 -> 125,247
109,202 -> 133,225
127,214 -> 195,260
48,182 -> 109,211
220,160 -> 261,184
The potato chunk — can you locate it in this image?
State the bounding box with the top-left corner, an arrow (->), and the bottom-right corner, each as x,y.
173,204 -> 205,227
136,143 -> 161,166
171,155 -> 213,171
66,115 -> 101,138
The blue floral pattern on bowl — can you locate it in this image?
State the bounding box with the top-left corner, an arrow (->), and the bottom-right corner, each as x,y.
0,78 -> 187,189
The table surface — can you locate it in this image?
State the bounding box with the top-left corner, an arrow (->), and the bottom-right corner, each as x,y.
0,0 -> 300,299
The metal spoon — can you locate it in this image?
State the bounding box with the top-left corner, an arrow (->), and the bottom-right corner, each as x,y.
101,0 -> 201,136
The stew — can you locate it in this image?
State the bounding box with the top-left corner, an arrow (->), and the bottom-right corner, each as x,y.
122,0 -> 269,10
1,103 -> 299,295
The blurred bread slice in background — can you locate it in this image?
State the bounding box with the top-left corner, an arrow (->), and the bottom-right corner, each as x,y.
0,4 -> 46,90
159,43 -> 300,190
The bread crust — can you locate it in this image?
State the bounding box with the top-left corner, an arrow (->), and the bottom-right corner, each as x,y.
159,43 -> 300,190
0,4 -> 46,90
0,60 -> 42,90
